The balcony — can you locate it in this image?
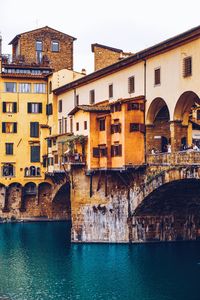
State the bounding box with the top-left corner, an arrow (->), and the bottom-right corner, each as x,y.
64,153 -> 86,166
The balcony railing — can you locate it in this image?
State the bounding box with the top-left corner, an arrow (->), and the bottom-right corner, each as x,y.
64,154 -> 86,165
147,150 -> 200,166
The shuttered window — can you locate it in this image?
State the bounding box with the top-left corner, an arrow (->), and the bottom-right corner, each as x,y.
2,122 -> 17,133
90,90 -> 95,104
31,146 -> 40,162
84,121 -> 87,130
46,103 -> 53,115
2,102 -> 17,113
109,84 -> 113,98
5,143 -> 13,155
130,123 -> 145,133
27,103 -> 42,113
111,123 -> 121,134
99,119 -> 105,131
99,146 -> 107,157
93,147 -> 100,158
127,102 -> 139,111
30,122 -> 39,138
154,68 -> 161,85
111,144 -> 122,157
183,56 -> 192,77
58,100 -> 62,113
128,76 -> 135,93
76,122 -> 79,131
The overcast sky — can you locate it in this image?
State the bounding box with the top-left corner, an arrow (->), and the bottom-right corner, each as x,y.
1,0 -> 200,73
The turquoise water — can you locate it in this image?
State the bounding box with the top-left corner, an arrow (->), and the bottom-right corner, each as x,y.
0,222 -> 200,300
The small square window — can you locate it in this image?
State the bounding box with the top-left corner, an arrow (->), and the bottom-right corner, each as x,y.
51,41 -> 59,52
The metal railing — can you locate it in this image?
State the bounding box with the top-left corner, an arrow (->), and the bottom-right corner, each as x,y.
147,150 -> 200,166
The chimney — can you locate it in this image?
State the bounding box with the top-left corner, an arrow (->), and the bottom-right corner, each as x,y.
81,68 -> 86,75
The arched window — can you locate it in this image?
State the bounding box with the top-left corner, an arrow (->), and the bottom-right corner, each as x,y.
30,166 -> 36,176
37,167 -> 41,176
24,167 -> 29,177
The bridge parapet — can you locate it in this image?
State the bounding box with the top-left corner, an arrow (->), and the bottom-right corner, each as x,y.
147,150 -> 200,166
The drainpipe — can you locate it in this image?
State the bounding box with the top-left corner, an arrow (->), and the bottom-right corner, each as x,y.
143,58 -> 147,165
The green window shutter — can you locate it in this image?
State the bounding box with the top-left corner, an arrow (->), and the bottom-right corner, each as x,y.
39,103 -> 42,113
2,102 -> 6,113
13,123 -> 17,133
13,102 -> 17,113
27,103 -> 32,113
30,122 -> 39,137
2,122 -> 6,133
31,146 -> 40,162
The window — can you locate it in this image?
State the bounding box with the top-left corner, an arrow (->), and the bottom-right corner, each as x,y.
99,119 -> 105,131
30,122 -> 39,138
64,118 -> 67,133
54,155 -> 58,164
2,102 -> 17,113
84,121 -> 87,130
6,143 -> 13,155
36,41 -> 43,64
128,76 -> 135,93
51,41 -> 59,52
154,68 -> 161,85
111,123 -> 121,134
27,103 -> 42,113
183,56 -> 192,77
36,41 -> 43,51
19,83 -> 31,93
2,164 -> 14,177
109,84 -> 113,98
34,83 -> 46,93
49,81 -> 52,94
99,145 -> 107,157
75,94 -> 79,106
70,117 -> 73,133
46,103 -> 53,115
76,122 -> 79,131
93,147 -> 100,158
47,139 -> 52,148
130,123 -> 145,133
90,90 -> 95,104
30,146 -> 40,162
59,119 -> 62,134
111,144 -> 122,157
197,110 -> 200,120
111,103 -> 121,113
2,122 -> 17,133
58,100 -> 62,113
5,82 -> 16,93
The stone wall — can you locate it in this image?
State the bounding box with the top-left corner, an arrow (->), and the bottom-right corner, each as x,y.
92,45 -> 122,71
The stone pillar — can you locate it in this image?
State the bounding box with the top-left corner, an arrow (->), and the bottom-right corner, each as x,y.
170,121 -> 188,152
2,187 -> 10,212
146,124 -> 154,154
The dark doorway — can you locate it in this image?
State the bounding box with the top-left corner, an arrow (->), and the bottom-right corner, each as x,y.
161,136 -> 168,153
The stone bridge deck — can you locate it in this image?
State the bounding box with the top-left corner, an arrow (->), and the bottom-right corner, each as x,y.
147,150 -> 200,166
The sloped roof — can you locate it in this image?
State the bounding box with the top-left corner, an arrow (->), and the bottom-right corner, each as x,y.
9,26 -> 76,45
91,43 -> 123,53
68,105 -> 110,116
54,24 -> 200,95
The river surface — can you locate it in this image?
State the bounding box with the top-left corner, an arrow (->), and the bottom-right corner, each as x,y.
0,222 -> 200,300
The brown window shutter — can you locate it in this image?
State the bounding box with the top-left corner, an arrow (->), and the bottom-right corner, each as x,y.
118,123 -> 121,133
111,145 -> 114,157
154,68 -> 160,85
111,124 -> 114,134
128,76 -> 135,93
139,124 -> 145,133
127,103 -> 132,111
183,57 -> 192,77
140,103 -> 145,111
118,144 -> 122,156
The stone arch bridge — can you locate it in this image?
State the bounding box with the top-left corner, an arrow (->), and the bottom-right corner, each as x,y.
71,151 -> 200,243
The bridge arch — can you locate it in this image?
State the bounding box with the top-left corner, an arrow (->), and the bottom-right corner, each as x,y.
52,182 -> 71,220
146,97 -> 170,153
131,167 -> 200,241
